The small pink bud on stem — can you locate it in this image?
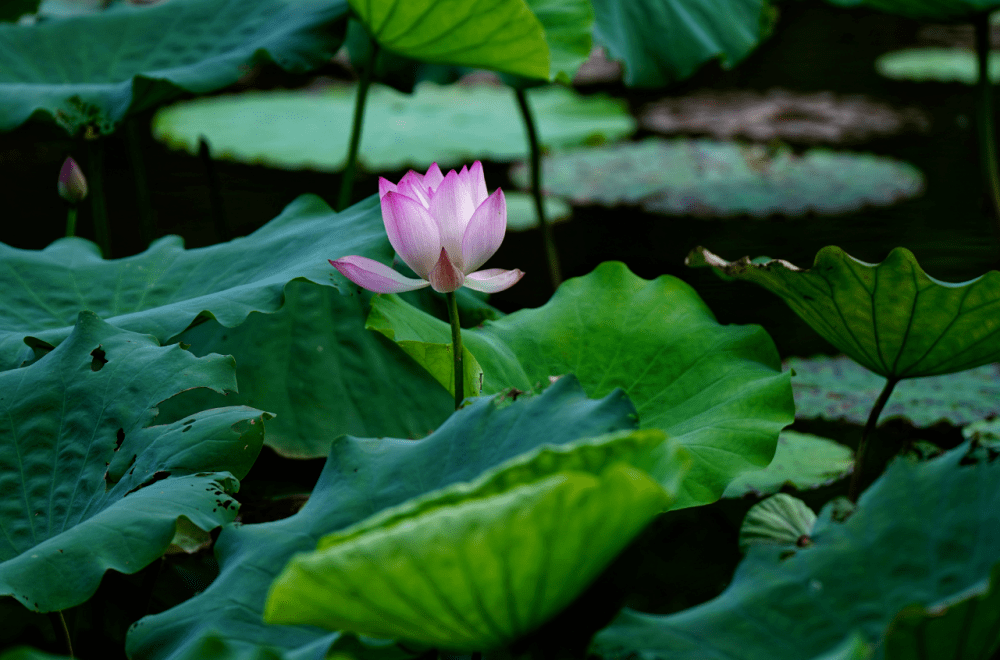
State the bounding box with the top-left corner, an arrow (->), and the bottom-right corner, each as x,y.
58,156 -> 88,205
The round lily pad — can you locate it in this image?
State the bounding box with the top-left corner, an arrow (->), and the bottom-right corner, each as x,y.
723,431 -> 854,498
503,192 -> 572,231
640,89 -> 929,145
876,48 -> 1000,84
509,138 -> 924,218
786,355 -> 1000,427
153,82 -> 635,171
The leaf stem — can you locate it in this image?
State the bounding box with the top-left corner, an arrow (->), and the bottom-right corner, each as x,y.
65,205 -> 78,237
86,138 -> 111,258
848,377 -> 898,502
126,118 -> 157,246
337,37 -> 379,211
446,291 -> 464,410
49,610 -> 74,658
974,12 -> 1000,235
199,136 -> 230,241
514,87 -> 561,291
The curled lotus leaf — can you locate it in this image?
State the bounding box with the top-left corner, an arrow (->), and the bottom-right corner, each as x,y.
687,246 -> 1000,379
738,493 -> 817,552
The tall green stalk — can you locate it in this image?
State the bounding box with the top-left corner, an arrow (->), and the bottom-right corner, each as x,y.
514,88 -> 562,291
65,206 -> 78,237
446,291 -> 464,410
974,12 -> 1000,233
126,118 -> 156,246
49,610 -> 74,658
86,138 -> 111,258
337,38 -> 379,211
848,377 -> 899,502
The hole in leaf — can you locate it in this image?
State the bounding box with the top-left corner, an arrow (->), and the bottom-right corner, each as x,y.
182,425 -> 193,433
115,428 -> 125,450
90,347 -> 108,371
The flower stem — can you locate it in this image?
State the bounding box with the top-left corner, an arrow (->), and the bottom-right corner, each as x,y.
126,117 -> 157,246
86,138 -> 111,258
199,136 -> 230,241
337,38 -> 379,212
974,12 -> 1000,233
49,610 -> 74,658
514,87 -> 562,291
848,377 -> 899,502
446,291 -> 464,410
65,206 -> 78,237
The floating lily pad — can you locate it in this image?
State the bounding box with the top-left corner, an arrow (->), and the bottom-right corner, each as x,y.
591,442 -> 1000,659
126,378 -> 642,660
348,0 -> 548,80
0,313 -> 267,612
590,0 -> 773,87
504,192 -> 572,231
154,82 -> 634,172
0,0 -> 348,135
723,431 -> 854,498
738,493 -> 817,552
787,355 -> 1000,426
366,261 -> 794,509
688,246 -> 1000,378
641,89 -> 929,145
876,48 -> 1000,84
0,194 -> 390,372
265,430 -> 688,651
824,0 -> 1000,21
510,139 -> 924,217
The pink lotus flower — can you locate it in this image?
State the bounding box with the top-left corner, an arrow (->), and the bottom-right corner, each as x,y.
330,162 -> 524,294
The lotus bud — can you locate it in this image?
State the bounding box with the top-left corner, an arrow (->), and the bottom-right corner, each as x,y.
58,156 -> 88,204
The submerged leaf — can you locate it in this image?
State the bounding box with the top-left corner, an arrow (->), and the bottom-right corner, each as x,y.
0,313 -> 267,612
877,48 -> 1000,85
688,246 -> 1000,378
723,431 -> 854,497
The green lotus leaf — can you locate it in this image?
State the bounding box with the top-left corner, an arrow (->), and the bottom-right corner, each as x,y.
0,649 -> 72,660
738,493 -> 817,551
0,0 -> 348,135
153,82 -> 635,172
348,0 -> 548,80
689,246 -> 1000,379
265,462 -> 675,651
590,0 -> 773,87
723,431 -> 854,498
0,312 -> 267,612
786,355 -> 1000,426
510,138 -> 924,217
877,48 -> 1000,85
824,0 -> 1000,21
157,281 -> 455,459
0,194 -> 389,371
126,377 -> 641,660
366,261 -> 794,509
591,441 -> 1000,659
883,564 -> 1000,659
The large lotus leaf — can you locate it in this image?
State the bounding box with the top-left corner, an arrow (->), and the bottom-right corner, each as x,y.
0,650 -> 72,660
824,0 -> 1000,21
723,431 -> 854,498
348,0 -> 548,80
153,82 -> 635,172
786,355 -> 1000,426
877,49 -> 1000,85
366,261 -> 794,509
0,312 -> 267,612
590,0 -> 773,87
125,377 -> 640,660
688,246 -> 1000,379
510,138 -> 924,217
266,466 -> 671,651
346,0 -> 592,86
0,194 -> 389,372
590,441 -> 1000,660
0,0 -> 348,135
504,191 -> 572,231
160,280 -> 455,459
